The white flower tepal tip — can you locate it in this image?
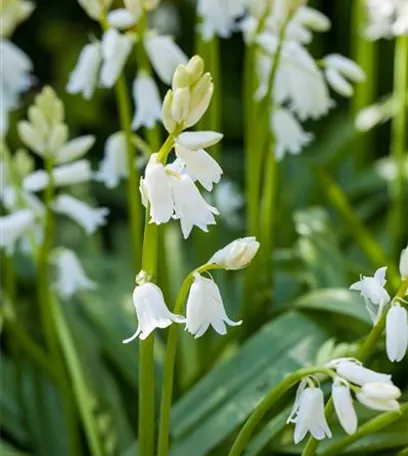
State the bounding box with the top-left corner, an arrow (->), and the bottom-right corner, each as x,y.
386,304 -> 408,362
123,281 -> 185,342
400,247 -> 408,279
208,237 -> 260,270
185,273 -> 242,338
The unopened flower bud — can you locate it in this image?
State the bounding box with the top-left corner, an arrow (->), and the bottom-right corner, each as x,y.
208,237 -> 260,270
47,123 -> 68,154
28,106 -> 48,137
1,0 -> 35,38
185,73 -> 213,128
78,0 -> 113,21
357,382 -> 401,411
36,86 -> 64,125
186,55 -> 204,85
162,90 -> 177,133
14,148 -> 34,178
18,121 -> 45,155
171,87 -> 190,124
400,247 -> 408,280
172,65 -> 190,89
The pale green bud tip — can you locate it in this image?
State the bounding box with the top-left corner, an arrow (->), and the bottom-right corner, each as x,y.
161,90 -> 177,133
171,87 -> 190,124
399,247 -> 408,279
186,55 -> 204,84
14,148 -> 34,178
172,65 -> 190,89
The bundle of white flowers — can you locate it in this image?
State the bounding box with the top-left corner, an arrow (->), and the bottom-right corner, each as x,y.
240,0 -> 364,160
0,0 -> 35,137
350,253 -> 408,362
124,237 -> 259,343
287,358 -> 401,443
9,86 -> 105,298
364,0 -> 408,40
139,55 -> 225,238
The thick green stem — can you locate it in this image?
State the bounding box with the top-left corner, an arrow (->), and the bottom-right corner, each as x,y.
228,367 -> 334,456
389,35 -> 408,256
157,264 -> 217,456
351,0 -> 377,167
138,135 -> 176,456
301,278 -> 408,456
321,402 -> 408,456
51,294 -> 104,456
114,76 -> 143,272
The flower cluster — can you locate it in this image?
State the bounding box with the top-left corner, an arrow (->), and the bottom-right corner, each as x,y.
140,56 -> 223,239
350,247 -> 408,362
240,0 -> 364,160
364,0 -> 408,40
123,237 -> 259,343
1,87 -> 104,298
288,358 -> 401,443
0,0 -> 35,137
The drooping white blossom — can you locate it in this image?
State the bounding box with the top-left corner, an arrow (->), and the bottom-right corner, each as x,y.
95,131 -> 129,189
323,54 -> 365,98
185,272 -> 242,338
208,237 -> 260,270
332,380 -> 358,435
349,267 -> 391,322
196,0 -> 245,41
123,276 -> 185,343
141,153 -> 174,224
364,0 -> 408,40
144,32 -> 188,85
400,246 -> 408,279
52,194 -> 109,234
329,359 -> 392,386
0,208 -> 36,255
100,28 -> 135,88
67,42 -> 102,99
356,382 -> 401,411
174,142 -> 222,191
131,72 -> 162,130
271,107 -> 313,160
51,248 -> 96,299
287,384 -> 331,444
170,173 -> 219,239
23,160 -> 93,192
386,304 -> 408,362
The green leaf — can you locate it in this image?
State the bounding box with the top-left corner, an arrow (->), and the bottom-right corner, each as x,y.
294,288 -> 372,325
168,312 -> 328,456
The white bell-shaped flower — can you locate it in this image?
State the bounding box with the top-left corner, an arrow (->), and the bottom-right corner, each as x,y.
0,40 -> 33,113
386,304 -> 408,362
55,135 -> 95,164
288,385 -> 332,444
95,131 -> 129,189
174,142 -> 222,191
400,247 -> 408,279
100,28 -> 135,88
323,54 -> 365,98
67,42 -> 102,99
330,359 -> 392,386
144,32 -> 188,85
52,194 -> 109,234
208,237 -> 260,270
51,248 -> 96,299
141,153 -> 174,224
131,72 -> 162,130
123,278 -> 185,343
170,173 -> 219,239
107,8 -> 137,29
0,209 -> 35,255
349,266 -> 391,322
23,160 -> 93,192
356,382 -> 401,411
185,272 -> 242,338
197,0 -> 245,41
271,107 -> 313,160
332,380 -> 358,435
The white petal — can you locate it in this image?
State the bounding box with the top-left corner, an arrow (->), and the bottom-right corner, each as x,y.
336,360 -> 392,386
324,54 -> 365,82
176,131 -> 223,150
386,305 -> 408,362
332,383 -> 358,435
56,135 -> 95,164
107,8 -> 137,29
325,68 -> 354,97
131,73 -> 162,130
